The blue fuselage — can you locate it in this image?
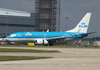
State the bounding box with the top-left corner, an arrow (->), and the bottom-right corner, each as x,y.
6,32 -> 88,39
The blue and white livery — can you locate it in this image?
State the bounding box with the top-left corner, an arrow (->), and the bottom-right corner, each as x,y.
5,13 -> 94,46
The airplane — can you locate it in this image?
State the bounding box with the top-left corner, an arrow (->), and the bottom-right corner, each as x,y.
4,13 -> 95,46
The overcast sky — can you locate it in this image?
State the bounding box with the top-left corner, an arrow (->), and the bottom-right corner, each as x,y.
0,0 -> 100,37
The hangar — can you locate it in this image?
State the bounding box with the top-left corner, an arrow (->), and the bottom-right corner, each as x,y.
0,8 -> 35,37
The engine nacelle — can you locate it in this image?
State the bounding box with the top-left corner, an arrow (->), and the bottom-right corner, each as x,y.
35,39 -> 48,45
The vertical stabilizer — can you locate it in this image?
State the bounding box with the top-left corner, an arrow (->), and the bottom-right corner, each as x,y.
66,13 -> 91,33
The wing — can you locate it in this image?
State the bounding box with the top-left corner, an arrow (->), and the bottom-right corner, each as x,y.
46,36 -> 72,41
46,30 -> 82,41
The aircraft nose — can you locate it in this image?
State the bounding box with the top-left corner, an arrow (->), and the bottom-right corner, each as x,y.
5,36 -> 10,38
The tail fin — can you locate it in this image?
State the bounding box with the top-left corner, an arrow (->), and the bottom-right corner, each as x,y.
66,13 -> 91,33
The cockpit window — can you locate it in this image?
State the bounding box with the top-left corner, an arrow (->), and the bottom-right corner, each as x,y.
10,34 -> 16,37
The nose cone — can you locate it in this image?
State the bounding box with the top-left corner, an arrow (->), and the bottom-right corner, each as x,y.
5,36 -> 10,38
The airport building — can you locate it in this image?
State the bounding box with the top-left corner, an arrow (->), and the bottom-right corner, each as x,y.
0,8 -> 35,37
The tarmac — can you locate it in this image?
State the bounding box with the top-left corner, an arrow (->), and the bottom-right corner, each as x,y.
0,47 -> 100,70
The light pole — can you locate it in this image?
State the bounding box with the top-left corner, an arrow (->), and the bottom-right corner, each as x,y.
6,12 -> 8,36
66,17 -> 68,30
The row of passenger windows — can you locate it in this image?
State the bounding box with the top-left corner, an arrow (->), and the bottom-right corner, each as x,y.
23,35 -> 63,37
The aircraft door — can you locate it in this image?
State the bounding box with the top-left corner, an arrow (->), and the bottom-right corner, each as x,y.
18,33 -> 21,38
43,34 -> 46,38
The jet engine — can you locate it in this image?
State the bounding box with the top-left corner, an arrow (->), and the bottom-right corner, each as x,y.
35,39 -> 48,45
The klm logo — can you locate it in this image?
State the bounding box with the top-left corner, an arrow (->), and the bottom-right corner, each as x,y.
79,22 -> 87,28
26,32 -> 32,36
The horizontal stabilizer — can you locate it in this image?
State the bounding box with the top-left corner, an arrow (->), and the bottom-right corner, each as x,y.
81,31 -> 96,36
0,36 -> 7,38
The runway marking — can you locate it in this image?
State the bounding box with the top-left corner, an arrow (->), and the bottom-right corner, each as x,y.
1,63 -> 100,66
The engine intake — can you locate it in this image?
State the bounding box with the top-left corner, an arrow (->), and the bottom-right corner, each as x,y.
35,39 -> 48,45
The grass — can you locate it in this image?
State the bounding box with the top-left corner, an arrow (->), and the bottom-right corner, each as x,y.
0,45 -> 100,49
0,56 -> 53,61
0,45 -> 99,61
33,45 -> 100,49
0,48 -> 59,52
0,45 -> 29,47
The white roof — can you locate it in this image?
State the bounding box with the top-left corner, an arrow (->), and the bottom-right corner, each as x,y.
0,8 -> 31,17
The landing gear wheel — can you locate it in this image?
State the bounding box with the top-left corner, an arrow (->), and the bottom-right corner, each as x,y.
49,43 -> 53,46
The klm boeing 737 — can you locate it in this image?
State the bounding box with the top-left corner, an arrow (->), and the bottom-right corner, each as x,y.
4,13 -> 94,46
